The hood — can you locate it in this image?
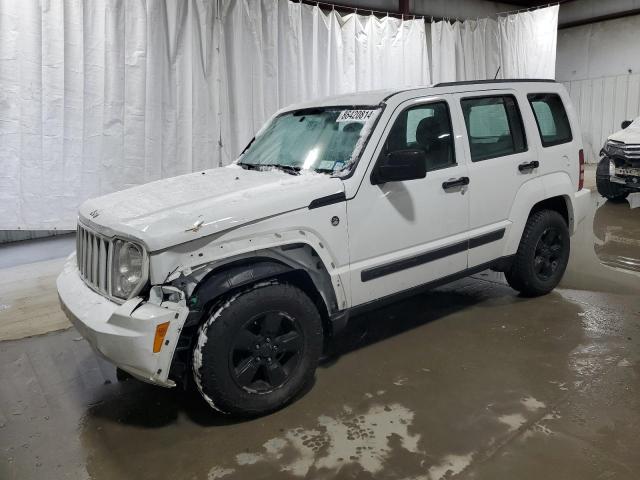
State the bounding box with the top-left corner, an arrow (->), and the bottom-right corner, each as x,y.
78,165 -> 344,251
608,117 -> 640,144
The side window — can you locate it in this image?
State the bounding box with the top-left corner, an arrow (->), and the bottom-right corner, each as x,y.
383,101 -> 456,171
460,95 -> 527,162
528,93 -> 573,147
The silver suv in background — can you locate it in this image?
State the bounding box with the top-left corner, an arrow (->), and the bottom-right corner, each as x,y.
597,117 -> 640,201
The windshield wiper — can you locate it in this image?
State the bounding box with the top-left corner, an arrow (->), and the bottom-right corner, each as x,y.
239,163 -> 301,175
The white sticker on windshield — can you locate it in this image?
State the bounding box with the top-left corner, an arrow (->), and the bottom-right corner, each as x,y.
336,110 -> 376,122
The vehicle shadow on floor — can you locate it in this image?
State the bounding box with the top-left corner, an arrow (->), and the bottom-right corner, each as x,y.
321,278 -> 526,366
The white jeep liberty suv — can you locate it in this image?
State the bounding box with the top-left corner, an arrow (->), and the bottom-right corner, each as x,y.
58,80 -> 591,416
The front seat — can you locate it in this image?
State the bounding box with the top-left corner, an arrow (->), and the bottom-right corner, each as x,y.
415,116 -> 453,170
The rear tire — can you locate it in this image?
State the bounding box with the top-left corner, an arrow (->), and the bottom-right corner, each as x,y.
192,281 -> 323,417
505,210 -> 570,297
596,158 -> 628,201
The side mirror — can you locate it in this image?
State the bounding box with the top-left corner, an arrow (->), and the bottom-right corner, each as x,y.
621,120 -> 632,130
372,149 -> 427,185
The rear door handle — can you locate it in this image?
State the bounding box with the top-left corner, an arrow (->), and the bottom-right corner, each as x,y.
518,160 -> 539,172
442,177 -> 470,190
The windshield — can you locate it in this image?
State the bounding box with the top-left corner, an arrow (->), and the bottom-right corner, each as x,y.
238,107 -> 381,174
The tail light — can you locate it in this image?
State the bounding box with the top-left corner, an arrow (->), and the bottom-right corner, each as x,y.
578,149 -> 585,190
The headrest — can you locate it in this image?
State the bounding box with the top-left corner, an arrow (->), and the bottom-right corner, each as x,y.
416,116 -> 447,149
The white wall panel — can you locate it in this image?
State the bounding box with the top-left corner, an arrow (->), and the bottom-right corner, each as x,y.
627,75 -> 640,119
564,74 -> 640,163
558,14 -> 640,164
557,15 -> 640,81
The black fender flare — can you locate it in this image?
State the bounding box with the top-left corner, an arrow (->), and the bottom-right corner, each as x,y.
186,257 -> 343,333
189,257 -> 293,317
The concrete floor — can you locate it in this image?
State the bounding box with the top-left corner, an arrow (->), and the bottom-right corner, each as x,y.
0,233 -> 75,270
1,179 -> 640,479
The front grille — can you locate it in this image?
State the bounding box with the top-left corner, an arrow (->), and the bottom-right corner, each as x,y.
608,141 -> 640,160
76,224 -> 112,296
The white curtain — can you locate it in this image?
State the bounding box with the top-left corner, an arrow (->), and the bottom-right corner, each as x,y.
0,0 -> 225,229
0,0 -> 430,229
1,0 -> 558,230
430,5 -> 558,84
222,1 -> 430,168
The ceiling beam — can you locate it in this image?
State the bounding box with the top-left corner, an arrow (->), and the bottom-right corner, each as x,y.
559,7 -> 640,29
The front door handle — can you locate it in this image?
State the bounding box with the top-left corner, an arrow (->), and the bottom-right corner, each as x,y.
518,160 -> 539,172
442,177 -> 470,190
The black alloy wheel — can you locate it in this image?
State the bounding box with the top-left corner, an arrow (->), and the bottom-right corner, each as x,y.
533,227 -> 564,281
192,282 -> 323,416
505,210 -> 570,297
230,311 -> 303,393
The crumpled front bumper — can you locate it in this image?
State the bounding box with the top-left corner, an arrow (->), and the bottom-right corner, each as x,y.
600,154 -> 640,189
57,254 -> 189,387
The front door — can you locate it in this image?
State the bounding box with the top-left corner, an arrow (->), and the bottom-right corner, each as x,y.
347,98 -> 470,307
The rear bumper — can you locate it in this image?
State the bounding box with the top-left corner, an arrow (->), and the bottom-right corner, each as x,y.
57,254 -> 189,387
572,188 -> 591,234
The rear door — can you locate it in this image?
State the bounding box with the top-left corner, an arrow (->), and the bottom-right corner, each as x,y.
526,92 -> 577,183
453,90 -> 540,268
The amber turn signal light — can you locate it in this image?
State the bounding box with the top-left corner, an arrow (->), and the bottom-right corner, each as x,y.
153,322 -> 170,353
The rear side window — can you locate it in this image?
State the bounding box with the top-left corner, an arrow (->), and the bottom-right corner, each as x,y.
527,93 -> 572,147
460,95 -> 527,162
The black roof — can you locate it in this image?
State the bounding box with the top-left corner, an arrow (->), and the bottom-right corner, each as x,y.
434,79 -> 556,87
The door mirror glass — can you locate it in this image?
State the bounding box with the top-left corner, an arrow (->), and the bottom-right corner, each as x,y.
621,120 -> 632,130
372,149 -> 427,185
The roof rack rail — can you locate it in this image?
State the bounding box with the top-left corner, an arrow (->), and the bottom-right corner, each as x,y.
434,79 -> 556,87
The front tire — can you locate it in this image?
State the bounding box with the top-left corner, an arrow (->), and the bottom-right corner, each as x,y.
192,281 -> 323,417
505,210 -> 570,297
596,158 -> 628,201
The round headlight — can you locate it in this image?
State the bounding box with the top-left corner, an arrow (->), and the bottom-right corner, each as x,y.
112,241 -> 145,298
